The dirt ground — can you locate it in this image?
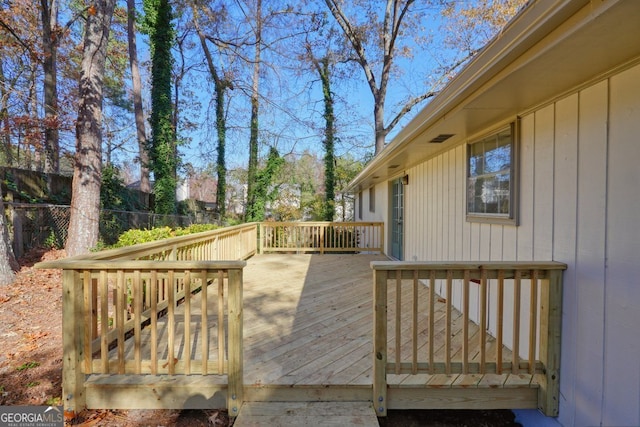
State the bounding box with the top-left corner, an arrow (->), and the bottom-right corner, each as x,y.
0,248 -> 521,426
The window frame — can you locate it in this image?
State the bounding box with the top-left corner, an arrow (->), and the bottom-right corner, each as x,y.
466,121 -> 519,225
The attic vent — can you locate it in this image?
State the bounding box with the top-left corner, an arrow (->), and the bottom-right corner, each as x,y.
429,134 -> 455,143
388,164 -> 400,169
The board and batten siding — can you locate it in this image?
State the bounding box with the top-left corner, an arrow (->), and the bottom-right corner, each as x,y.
359,62 -> 640,426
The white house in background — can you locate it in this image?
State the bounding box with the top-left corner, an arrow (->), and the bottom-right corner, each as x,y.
349,1 -> 640,426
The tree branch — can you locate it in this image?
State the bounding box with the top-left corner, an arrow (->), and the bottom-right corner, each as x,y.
385,91 -> 436,133
0,18 -> 35,56
324,0 -> 378,98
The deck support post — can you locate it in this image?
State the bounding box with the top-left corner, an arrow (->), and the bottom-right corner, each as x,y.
62,269 -> 86,420
227,268 -> 244,418
537,270 -> 563,416
372,269 -> 388,417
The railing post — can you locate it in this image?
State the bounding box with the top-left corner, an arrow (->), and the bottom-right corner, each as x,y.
258,223 -> 264,254
373,268 -> 388,416
538,269 -> 563,416
227,268 -> 244,418
62,269 -> 86,420
320,224 -> 325,255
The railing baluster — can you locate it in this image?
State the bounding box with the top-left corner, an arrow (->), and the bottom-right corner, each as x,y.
512,270 -> 521,374
428,270 -> 435,374
150,270 -> 158,375
480,268 -> 487,374
168,270 -> 175,375
218,269 -> 225,374
100,270 -> 109,374
184,271 -> 191,375
91,278 -> 98,340
83,271 -> 92,374
116,270 -> 125,374
497,270 -> 505,374
463,269 -> 470,374
412,269 -> 418,374
445,270 -> 452,374
529,269 -> 539,374
201,270 -> 208,375
395,269 -> 402,374
134,270 -> 142,374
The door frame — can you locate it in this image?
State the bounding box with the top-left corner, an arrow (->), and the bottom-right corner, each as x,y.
389,177 -> 404,260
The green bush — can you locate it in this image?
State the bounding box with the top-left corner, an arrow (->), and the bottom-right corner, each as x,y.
110,224 -> 219,248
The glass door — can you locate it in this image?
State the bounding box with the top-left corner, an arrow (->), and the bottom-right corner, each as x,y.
390,178 -> 404,260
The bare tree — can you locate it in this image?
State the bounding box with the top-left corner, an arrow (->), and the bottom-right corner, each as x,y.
191,5 -> 232,220
127,0 -> 151,207
66,0 -> 117,256
324,0 -> 525,154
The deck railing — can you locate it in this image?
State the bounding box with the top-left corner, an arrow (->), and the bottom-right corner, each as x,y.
36,223 -> 258,418
371,261 -> 566,417
259,221 -> 383,254
37,221 -> 380,418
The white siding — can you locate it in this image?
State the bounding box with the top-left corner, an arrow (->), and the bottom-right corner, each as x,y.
602,63 -> 640,427
397,63 -> 640,426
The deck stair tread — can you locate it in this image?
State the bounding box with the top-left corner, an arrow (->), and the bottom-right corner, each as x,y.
234,401 -> 380,426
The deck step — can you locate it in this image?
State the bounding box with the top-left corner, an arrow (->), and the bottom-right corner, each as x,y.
234,401 -> 380,426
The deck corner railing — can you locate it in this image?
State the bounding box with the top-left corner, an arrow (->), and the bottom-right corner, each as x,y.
371,261 -> 566,417
36,223 -> 257,418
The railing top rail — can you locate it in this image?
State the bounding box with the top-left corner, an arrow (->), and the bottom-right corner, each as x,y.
371,261 -> 568,271
40,222 -> 260,264
261,221 -> 383,226
36,259 -> 247,270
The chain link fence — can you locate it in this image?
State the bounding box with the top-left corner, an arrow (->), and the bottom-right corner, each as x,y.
5,203 -> 218,257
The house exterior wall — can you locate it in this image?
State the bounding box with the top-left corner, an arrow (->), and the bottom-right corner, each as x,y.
358,185 -> 389,251
357,62 -> 640,426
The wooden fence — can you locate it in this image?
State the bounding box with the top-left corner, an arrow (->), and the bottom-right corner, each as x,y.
371,261 -> 566,417
259,221 -> 383,254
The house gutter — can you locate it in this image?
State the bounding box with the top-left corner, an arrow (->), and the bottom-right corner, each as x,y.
347,0 -> 590,192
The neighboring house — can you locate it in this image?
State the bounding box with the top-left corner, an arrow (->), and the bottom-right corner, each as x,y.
177,174 -> 217,204
349,1 -> 640,426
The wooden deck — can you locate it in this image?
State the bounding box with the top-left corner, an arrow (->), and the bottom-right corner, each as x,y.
88,254 -> 540,413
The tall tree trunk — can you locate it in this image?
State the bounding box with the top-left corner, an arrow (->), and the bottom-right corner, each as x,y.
65,0 -> 116,256
0,184 -> 18,285
192,9 -> 228,221
0,59 -> 13,164
41,0 -> 59,173
213,72 -> 227,221
148,0 -> 176,215
127,0 -> 150,206
245,0 -> 262,222
315,57 -> 336,221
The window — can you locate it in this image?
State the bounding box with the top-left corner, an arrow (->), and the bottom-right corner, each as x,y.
369,187 -> 375,213
467,123 -> 517,223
